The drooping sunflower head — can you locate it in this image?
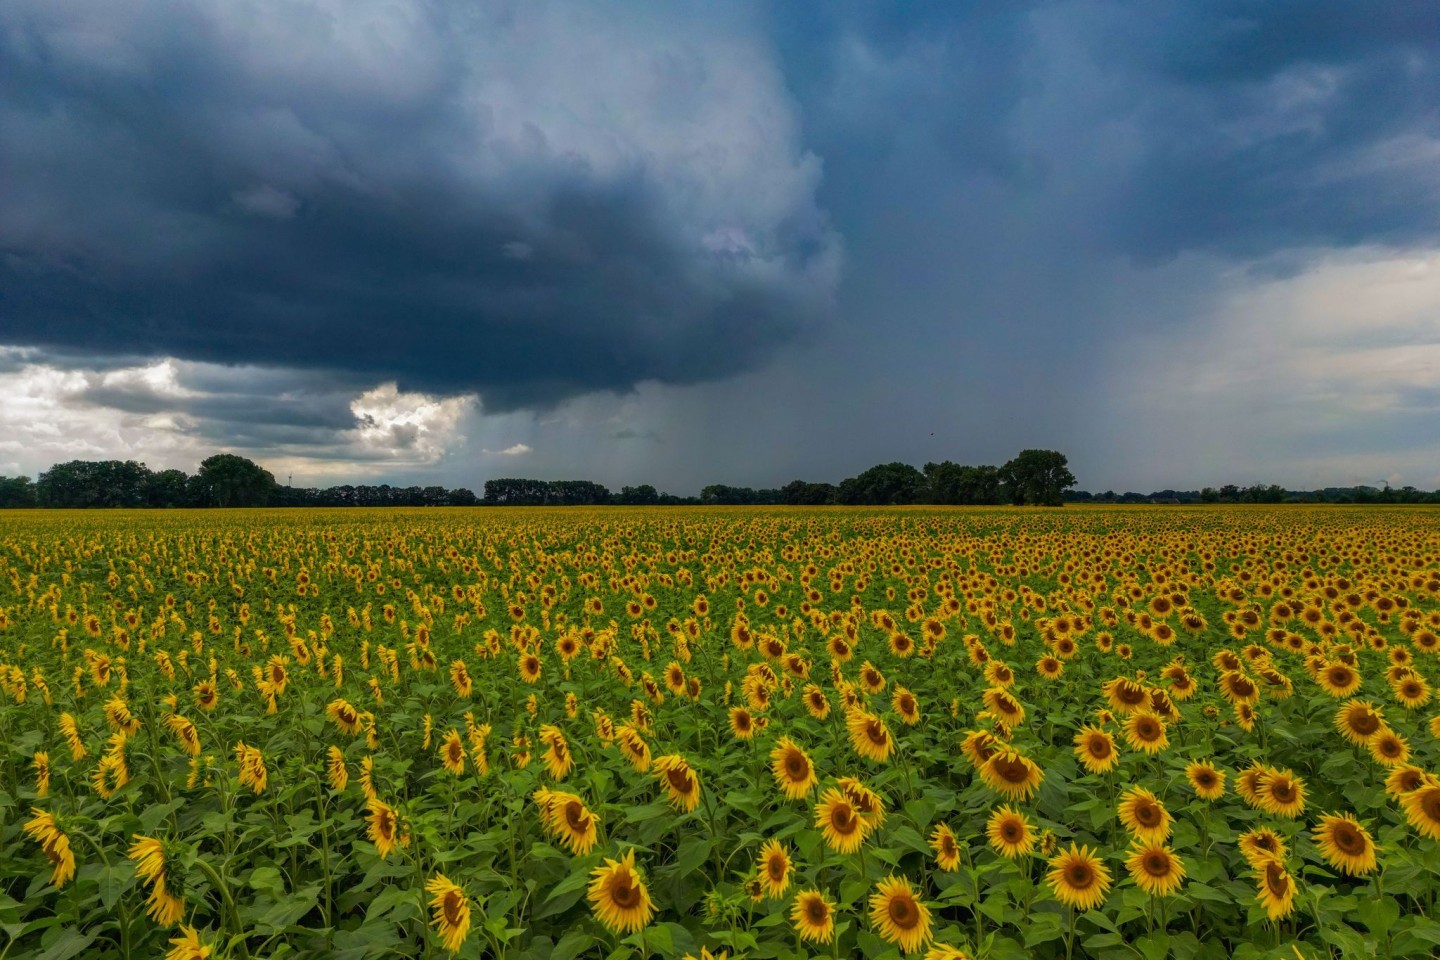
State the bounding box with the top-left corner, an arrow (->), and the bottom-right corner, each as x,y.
1258,769 -> 1306,818
756,839 -> 792,898
814,788 -> 868,854
425,873 -> 472,953
1073,725 -> 1119,775
1046,843 -> 1112,912
653,754 -> 701,812
1122,712 -> 1169,754
1312,812 -> 1378,876
1253,856 -> 1296,921
588,849 -> 654,935
979,749 -> 1044,802
1334,699 -> 1385,745
868,874 -> 933,954
1400,784 -> 1440,841
1184,761 -> 1225,800
790,889 -> 835,944
892,687 -> 920,725
1117,787 -> 1173,843
769,738 -> 817,800
1125,842 -> 1186,897
930,822 -> 962,871
985,805 -> 1035,859
1238,827 -> 1288,868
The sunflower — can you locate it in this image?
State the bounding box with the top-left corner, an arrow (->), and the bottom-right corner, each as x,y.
847,710 -> 895,763
757,839 -> 792,898
791,889 -> 836,944
104,696 -> 141,736
653,754 -> 702,812
33,751 -> 50,798
1237,827 -> 1288,868
1312,813 -> 1378,876
986,805 -> 1035,859
729,707 -> 756,740
1253,856 -> 1297,921
979,749 -> 1044,801
1217,671 -> 1260,706
837,776 -> 888,828
1400,784 -> 1440,840
23,809 -> 76,888
769,738 -> 818,800
129,835 -> 185,927
923,947 -> 973,960
366,798 -> 404,859
1102,677 -> 1149,715
1122,712 -> 1169,754
815,788 -> 870,853
803,684 -> 831,719
982,688 -> 1025,728
1235,762 -> 1270,808
1257,769 -> 1306,818
869,875 -> 932,954
326,746 -> 349,792
162,926 -> 212,960
588,849 -> 654,935
892,687 -> 921,725
960,730 -> 1001,768
1334,700 -> 1385,745
1117,787 -> 1173,843
1073,726 -> 1120,774
616,725 -> 652,772
1318,661 -> 1362,697
518,651 -> 542,684
58,713 -> 87,760
1384,764 -> 1430,800
326,698 -> 364,736
1037,655 -> 1064,680
540,725 -> 574,780
426,873 -> 472,953
193,680 -> 219,713
930,823 -> 961,871
1125,843 -> 1186,897
440,729 -> 466,777
1369,729 -> 1410,767
234,742 -> 267,795
1046,843 -> 1111,912
1185,761 -> 1225,800
1395,675 -> 1432,709
859,661 -> 886,694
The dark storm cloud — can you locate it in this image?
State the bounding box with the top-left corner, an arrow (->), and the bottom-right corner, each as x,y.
0,1 -> 837,410
774,1 -> 1440,261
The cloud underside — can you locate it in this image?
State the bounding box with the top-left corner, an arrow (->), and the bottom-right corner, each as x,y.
0,1 -> 838,409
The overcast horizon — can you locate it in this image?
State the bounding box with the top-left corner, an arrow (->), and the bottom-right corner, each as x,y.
3,2 -> 1439,496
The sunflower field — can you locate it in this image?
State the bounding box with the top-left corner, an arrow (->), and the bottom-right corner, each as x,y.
3,505 -> 1440,960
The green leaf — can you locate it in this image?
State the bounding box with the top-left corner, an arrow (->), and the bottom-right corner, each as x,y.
1022,911 -> 1063,947
674,836 -> 713,879
1355,896 -> 1400,935
35,928 -> 96,960
1136,932 -> 1170,960
551,931 -> 595,960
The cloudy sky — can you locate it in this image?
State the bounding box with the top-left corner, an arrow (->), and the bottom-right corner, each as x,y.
3,1 -> 1438,493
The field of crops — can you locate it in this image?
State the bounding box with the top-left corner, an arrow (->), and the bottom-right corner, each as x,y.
3,505 -> 1440,960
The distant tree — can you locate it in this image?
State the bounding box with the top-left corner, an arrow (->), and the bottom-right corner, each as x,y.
837,462 -> 927,505
483,478 -> 549,505
190,454 -> 278,507
145,469 -> 192,508
446,488 -> 479,506
998,449 -> 1076,506
0,475 -> 37,508
780,480 -> 838,505
37,460 -> 153,508
548,480 -> 612,505
616,484 -> 660,505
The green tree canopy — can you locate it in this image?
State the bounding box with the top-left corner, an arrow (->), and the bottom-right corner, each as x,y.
998,449 -> 1076,506
190,454 -> 278,507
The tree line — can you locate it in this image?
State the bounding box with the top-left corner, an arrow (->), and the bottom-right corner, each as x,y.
1069,484 -> 1440,505
0,449 -> 1079,508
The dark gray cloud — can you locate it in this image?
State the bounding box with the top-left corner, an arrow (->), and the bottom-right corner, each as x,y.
0,1 -> 837,409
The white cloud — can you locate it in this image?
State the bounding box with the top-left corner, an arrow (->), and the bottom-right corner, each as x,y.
1097,247 -> 1440,489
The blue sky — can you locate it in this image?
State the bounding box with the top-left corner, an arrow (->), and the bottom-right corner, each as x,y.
2,1 -> 1438,493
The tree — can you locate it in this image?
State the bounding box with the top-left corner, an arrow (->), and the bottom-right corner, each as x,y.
998,450 -> 1076,507
145,469 -> 192,508
837,462 -> 927,505
190,454 -> 278,507
616,484 -> 660,505
0,475 -> 37,508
